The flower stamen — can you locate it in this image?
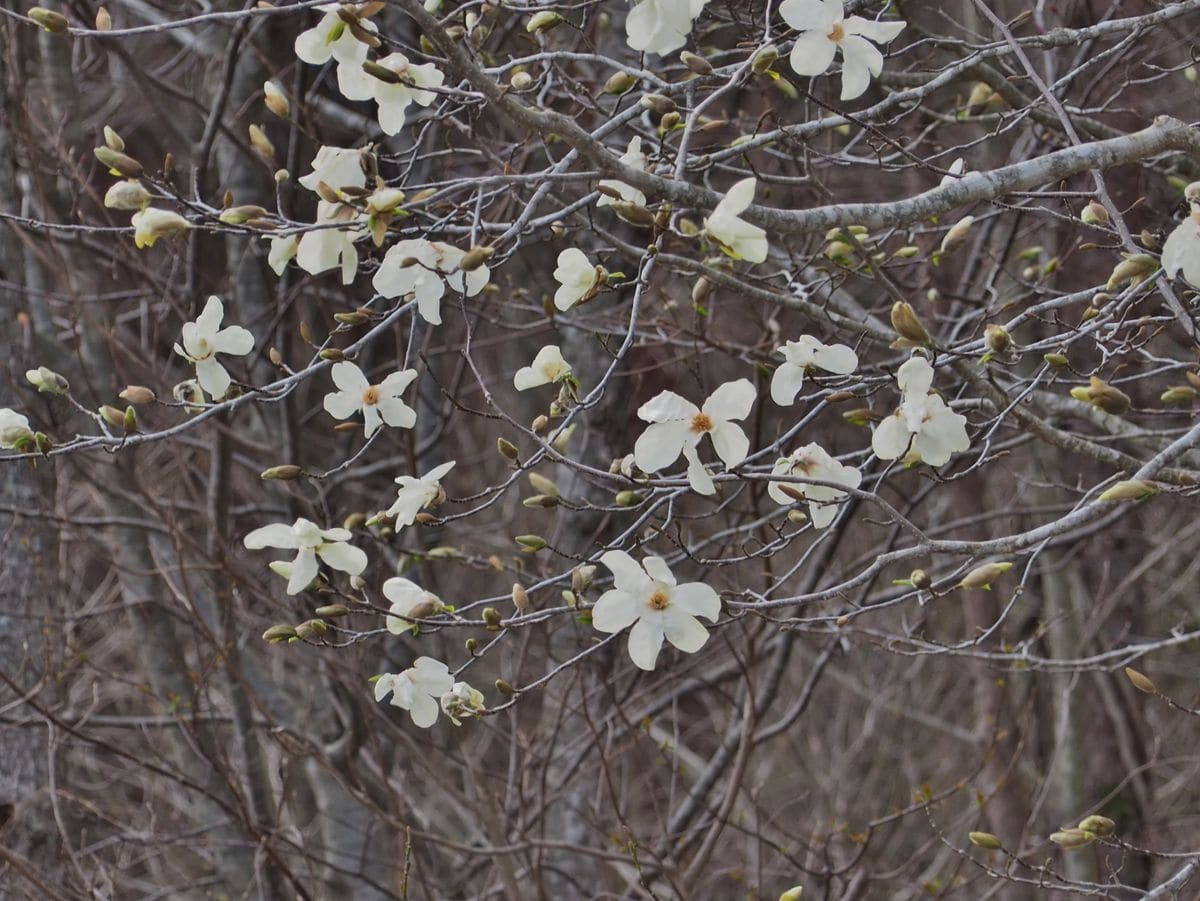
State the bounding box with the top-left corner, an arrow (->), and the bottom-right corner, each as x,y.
690,412 -> 713,433
827,22 -> 846,42
648,590 -> 670,610
363,385 -> 380,406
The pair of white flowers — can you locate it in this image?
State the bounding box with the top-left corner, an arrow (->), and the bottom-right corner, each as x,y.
872,356 -> 970,466
295,6 -> 444,134
173,296 -> 254,401
374,658 -> 483,728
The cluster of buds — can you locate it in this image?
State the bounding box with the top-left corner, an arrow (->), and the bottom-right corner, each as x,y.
1050,814 -> 1116,850
1070,375 -> 1131,415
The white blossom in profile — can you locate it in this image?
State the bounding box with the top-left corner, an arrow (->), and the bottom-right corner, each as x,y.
440,682 -> 486,726
552,249 -> 600,311
172,296 -> 254,401
373,239 -> 490,325
243,518 -> 367,595
384,461 -> 456,527
294,5 -> 377,101
383,577 -> 443,634
591,550 -> 720,671
625,0 -> 710,57
514,345 -> 573,391
598,136 -> 649,208
704,178 -> 768,263
0,409 -> 33,450
369,53 -> 445,135
295,201 -> 368,285
297,145 -> 367,194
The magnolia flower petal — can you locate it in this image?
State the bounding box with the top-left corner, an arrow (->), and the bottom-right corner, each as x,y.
702,379 -> 755,421
670,582 -> 720,620
683,445 -> 715,495
362,403 -> 383,438
844,16 -> 906,44
379,369 -> 418,395
661,607 -> 709,654
591,589 -> 641,633
778,0 -> 840,31
244,522 -> 301,550
376,396 -> 416,430
871,413 -> 911,460
408,692 -> 440,728
707,420 -> 749,469
194,357 -> 231,401
770,363 -> 807,406
812,343 -> 858,374
600,549 -> 653,594
896,356 -> 934,398
788,29 -> 838,77
214,325 -> 254,357
286,548 -> 319,595
838,35 -> 883,100
627,617 -> 666,670
316,541 -> 367,576
633,420 -> 694,473
194,296 -> 224,335
513,364 -> 549,391
323,390 -> 361,421
294,19 -> 335,65
331,361 -> 369,394
637,390 -> 698,424
641,556 -> 677,587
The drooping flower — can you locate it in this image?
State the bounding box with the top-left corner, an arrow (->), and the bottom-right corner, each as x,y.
1161,186 -> 1200,289
514,345 -> 573,391
625,0 -> 710,57
770,335 -> 858,405
440,681 -> 485,725
598,136 -> 649,208
591,550 -> 720,670
704,178 -> 768,263
298,145 -> 367,195
872,356 -> 970,466
373,657 -> 455,727
633,379 -> 755,495
372,239 -> 490,325
295,201 -> 368,285
384,460 -> 456,527
243,517 -> 368,595
294,4 -> 377,101
383,577 -> 442,634
0,409 -> 34,450
368,52 -> 445,135
552,248 -> 600,311
132,208 -> 192,249
323,361 -> 417,438
779,0 -> 906,101
172,296 -> 254,401
767,442 -> 861,528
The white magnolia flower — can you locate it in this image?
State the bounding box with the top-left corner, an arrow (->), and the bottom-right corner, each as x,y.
132,208 -> 192,249
939,157 -> 966,187
771,335 -> 858,405
294,5 -> 377,101
768,443 -> 861,528
369,53 -> 445,135
1161,205 -> 1200,289
298,145 -> 367,195
244,517 -> 368,595
633,379 -> 755,495
626,0 -> 709,57
383,577 -> 442,634
372,239 -> 489,325
704,177 -> 768,263
552,248 -> 600,311
0,409 -> 33,450
591,550 -> 720,671
385,460 -> 456,527
440,681 -> 485,726
323,361 -> 417,438
598,136 -> 648,208
295,201 -> 367,285
872,356 -> 970,467
267,234 -> 298,276
104,180 -> 151,211
514,345 -> 573,391
374,657 -> 455,728
779,0 -> 906,101
172,296 -> 254,401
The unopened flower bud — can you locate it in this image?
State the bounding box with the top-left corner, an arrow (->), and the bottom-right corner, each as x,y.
910,569 -> 932,589
1160,386 -> 1196,405
465,637 -> 479,652
531,414 -> 549,433
248,124 -> 275,161
891,301 -> 932,345
959,561 -> 1012,590
526,10 -> 563,33
639,93 -> 676,114
1050,828 -> 1095,850
262,624 -> 297,644
615,490 -> 642,507
512,583 -> 530,610
122,406 -> 137,434
842,407 -> 876,427
1043,352 -> 1068,368
219,205 -> 270,225
515,534 -> 546,551
659,111 -> 681,131
495,678 -> 516,695
260,464 -> 303,480
938,215 -> 975,256
95,6 -> 111,30
94,146 -> 143,177
1105,253 -> 1156,291
1124,667 -> 1156,694
1080,200 -> 1109,226
104,180 -> 152,211
751,45 -> 779,75
294,618 -> 328,640
29,7 -> 69,32
1083,376 -> 1131,415
680,50 -> 713,75
510,70 -> 533,91
459,245 -> 494,271
318,348 -> 345,362
482,607 -> 503,631
334,311 -> 370,327
969,832 -> 1003,850
497,437 -> 519,461
1077,815 -> 1115,838
610,200 -> 655,227
984,325 -> 1011,353
1098,479 -> 1159,502
98,405 -> 125,428
604,71 -> 638,94
522,494 -> 560,508
119,385 -> 155,405
26,366 -> 69,395
263,81 -> 289,119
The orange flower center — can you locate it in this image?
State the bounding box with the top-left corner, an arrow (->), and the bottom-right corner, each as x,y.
648,590 -> 670,611
690,412 -> 713,433
828,23 -> 846,42
362,385 -> 380,406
